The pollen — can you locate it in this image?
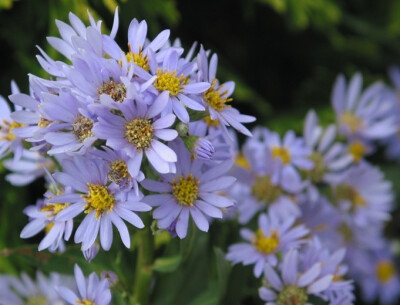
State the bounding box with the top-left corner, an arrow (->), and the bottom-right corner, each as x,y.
108,160 -> 130,184
154,68 -> 188,96
72,115 -> 94,142
40,203 -> 70,218
251,175 -> 281,204
335,184 -> 366,208
235,153 -> 250,170
276,285 -> 308,305
26,295 -> 48,305
76,299 -> 95,305
348,141 -> 366,163
340,111 -> 363,133
125,118 -> 154,151
271,146 -> 291,164
203,79 -> 232,112
376,260 -> 396,284
1,119 -> 25,141
82,184 -> 115,219
172,174 -> 200,206
204,115 -> 220,127
252,228 -> 280,254
98,80 -> 127,103
126,44 -> 150,71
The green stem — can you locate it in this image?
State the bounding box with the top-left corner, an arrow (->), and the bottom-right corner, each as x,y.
132,222 -> 154,305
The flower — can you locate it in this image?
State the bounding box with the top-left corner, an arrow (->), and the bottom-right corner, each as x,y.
196,46 -> 255,135
57,264 -> 111,305
50,157 -> 151,251
332,72 -> 396,141
141,140 -> 235,238
226,213 -> 309,277
0,272 -> 69,305
92,96 -> 178,175
193,138 -> 215,161
259,249 -> 334,305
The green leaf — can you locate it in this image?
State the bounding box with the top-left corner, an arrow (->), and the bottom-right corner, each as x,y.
188,285 -> 219,305
153,255 -> 182,273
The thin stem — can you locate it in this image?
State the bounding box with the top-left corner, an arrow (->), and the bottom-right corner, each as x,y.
132,219 -> 154,305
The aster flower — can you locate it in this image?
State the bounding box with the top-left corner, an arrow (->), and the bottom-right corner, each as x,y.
331,162 -> 393,227
20,180 -> 74,252
303,110 -> 352,186
136,49 -> 209,123
141,140 -> 235,238
347,245 -> 400,304
196,46 -> 256,136
0,272 -> 69,305
226,213 -> 309,277
332,72 -> 397,141
57,264 -> 111,305
50,157 -> 151,251
3,149 -> 54,186
92,96 -> 178,175
259,249 -> 334,305
40,91 -> 97,155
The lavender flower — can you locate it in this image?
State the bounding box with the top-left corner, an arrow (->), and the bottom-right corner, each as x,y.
226,213 -> 309,277
50,157 -> 151,251
141,140 -> 235,238
57,265 -> 111,305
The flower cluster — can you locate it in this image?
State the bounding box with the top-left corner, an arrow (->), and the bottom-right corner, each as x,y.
226,72 -> 400,304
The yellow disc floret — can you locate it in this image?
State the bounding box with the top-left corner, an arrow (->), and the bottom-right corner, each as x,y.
340,111 -> 363,133
276,285 -> 308,305
376,260 -> 396,284
348,141 -> 366,163
125,118 -> 154,151
108,160 -> 130,184
335,184 -> 366,209
98,80 -> 127,103
25,295 -> 48,305
40,203 -> 70,218
252,229 -> 280,254
76,299 -> 95,305
154,68 -> 188,96
203,79 -> 232,112
172,174 -> 200,206
271,146 -> 291,164
204,115 -> 220,127
1,119 -> 25,141
82,184 -> 115,219
72,115 -> 94,142
251,175 -> 281,204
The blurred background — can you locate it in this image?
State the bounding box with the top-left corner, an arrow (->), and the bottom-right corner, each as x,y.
1,0 -> 400,304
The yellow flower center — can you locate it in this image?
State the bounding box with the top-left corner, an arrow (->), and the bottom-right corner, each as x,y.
125,118 -> 154,151
82,184 -> 115,219
38,117 -> 52,128
335,184 -> 366,208
307,152 -> 326,183
376,260 -> 396,284
98,80 -> 127,103
203,79 -> 232,112
40,203 -> 70,218
172,174 -> 200,206
276,285 -> 308,305
76,299 -> 95,305
338,222 -> 353,243
271,146 -> 291,164
340,112 -> 363,133
108,160 -> 130,184
44,222 -> 54,234
72,115 -> 94,142
252,228 -> 280,254
126,52 -> 150,72
154,68 -> 188,96
235,153 -> 250,170
348,141 -> 366,163
203,115 -> 220,127
1,119 -> 25,141
251,175 -> 281,204
25,295 -> 47,305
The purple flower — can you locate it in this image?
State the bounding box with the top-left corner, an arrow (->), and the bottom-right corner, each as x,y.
193,138 -> 215,161
141,140 -> 235,238
332,72 -> 396,141
50,157 -> 151,251
92,97 -> 178,175
259,249 -> 334,305
57,264 -> 111,305
196,46 -> 256,136
226,213 -> 309,277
